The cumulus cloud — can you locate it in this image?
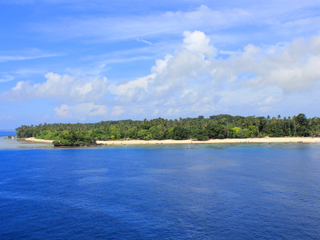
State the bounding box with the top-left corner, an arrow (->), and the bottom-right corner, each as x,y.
110,30 -> 216,105
0,72 -> 108,102
111,106 -> 124,117
107,30 -> 320,116
183,30 -> 217,57
2,30 -> 320,119
54,103 -> 107,120
208,35 -> 320,93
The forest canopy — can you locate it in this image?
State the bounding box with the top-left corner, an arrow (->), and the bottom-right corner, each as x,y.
15,114 -> 320,146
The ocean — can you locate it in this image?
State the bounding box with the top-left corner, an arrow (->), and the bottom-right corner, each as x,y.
0,131 -> 16,137
0,134 -> 320,239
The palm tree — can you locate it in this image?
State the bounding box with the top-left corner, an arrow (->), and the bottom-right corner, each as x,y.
277,115 -> 281,126
292,115 -> 297,135
224,118 -> 229,132
203,119 -> 209,128
283,117 -> 287,131
255,118 -> 260,136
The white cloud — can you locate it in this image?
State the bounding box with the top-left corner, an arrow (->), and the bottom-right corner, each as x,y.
222,35 -> 320,93
136,38 -> 152,45
107,30 -> 229,107
0,49 -> 60,63
34,5 -> 251,42
0,68 -> 48,85
183,30 -> 217,57
29,1 -> 320,50
278,16 -> 320,36
54,104 -> 72,118
153,108 -> 160,116
0,75 -> 14,83
54,103 -> 107,120
109,74 -> 154,96
111,106 -> 124,117
0,72 -> 108,102
107,31 -> 320,116
2,30 -> 320,119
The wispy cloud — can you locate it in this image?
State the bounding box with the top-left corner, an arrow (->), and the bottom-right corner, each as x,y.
26,1 -> 320,48
0,49 -> 62,63
276,16 -> 320,35
0,75 -> 15,83
0,54 -> 59,63
3,31 -> 320,119
33,5 -> 251,42
0,68 -> 49,84
0,114 -> 15,120
97,56 -> 153,65
136,39 -> 153,45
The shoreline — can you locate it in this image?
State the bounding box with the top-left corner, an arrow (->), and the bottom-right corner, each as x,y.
24,137 -> 320,146
23,137 -> 320,145
24,137 -> 54,143
96,137 -> 320,145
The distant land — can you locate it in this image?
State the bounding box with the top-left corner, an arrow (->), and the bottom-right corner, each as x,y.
15,113 -> 320,147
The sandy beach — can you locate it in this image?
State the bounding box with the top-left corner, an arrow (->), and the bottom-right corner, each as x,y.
96,137 -> 320,145
23,137 -> 320,145
24,137 -> 54,143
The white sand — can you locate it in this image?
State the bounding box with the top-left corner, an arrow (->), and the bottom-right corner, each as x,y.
24,137 -> 54,143
24,137 -> 320,145
96,137 -> 320,145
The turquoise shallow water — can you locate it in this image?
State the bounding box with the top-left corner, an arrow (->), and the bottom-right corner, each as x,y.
0,137 -> 53,149
0,134 -> 320,239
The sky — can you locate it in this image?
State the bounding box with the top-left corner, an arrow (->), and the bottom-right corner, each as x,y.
1,0 -> 320,129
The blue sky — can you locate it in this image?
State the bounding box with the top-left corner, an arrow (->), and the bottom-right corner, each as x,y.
1,0 -> 320,129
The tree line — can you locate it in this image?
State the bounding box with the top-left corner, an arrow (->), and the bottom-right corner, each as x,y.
15,113 -> 320,146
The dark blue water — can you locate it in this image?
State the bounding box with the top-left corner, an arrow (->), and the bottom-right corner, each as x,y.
0,131 -> 16,137
1,145 -> 320,239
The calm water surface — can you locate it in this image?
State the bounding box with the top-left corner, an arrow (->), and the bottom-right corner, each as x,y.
0,131 -> 16,137
0,137 -> 320,239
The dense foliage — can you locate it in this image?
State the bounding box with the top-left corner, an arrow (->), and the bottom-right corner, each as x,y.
15,114 -> 320,146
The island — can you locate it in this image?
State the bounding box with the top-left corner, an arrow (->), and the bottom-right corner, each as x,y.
16,113 -> 320,147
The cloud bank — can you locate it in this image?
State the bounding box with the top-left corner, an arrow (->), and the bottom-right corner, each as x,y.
1,30 -> 320,119
1,72 -> 108,103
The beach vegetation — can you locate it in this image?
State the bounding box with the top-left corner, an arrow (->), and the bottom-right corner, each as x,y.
192,129 -> 209,140
15,113 -> 320,146
171,126 -> 189,140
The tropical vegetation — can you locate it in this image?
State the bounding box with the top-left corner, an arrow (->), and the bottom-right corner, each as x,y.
15,113 -> 320,146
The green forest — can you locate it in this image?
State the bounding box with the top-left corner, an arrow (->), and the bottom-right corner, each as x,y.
15,113 -> 320,146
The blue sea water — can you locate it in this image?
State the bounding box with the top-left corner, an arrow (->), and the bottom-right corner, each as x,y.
0,131 -> 16,137
0,138 -> 320,239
